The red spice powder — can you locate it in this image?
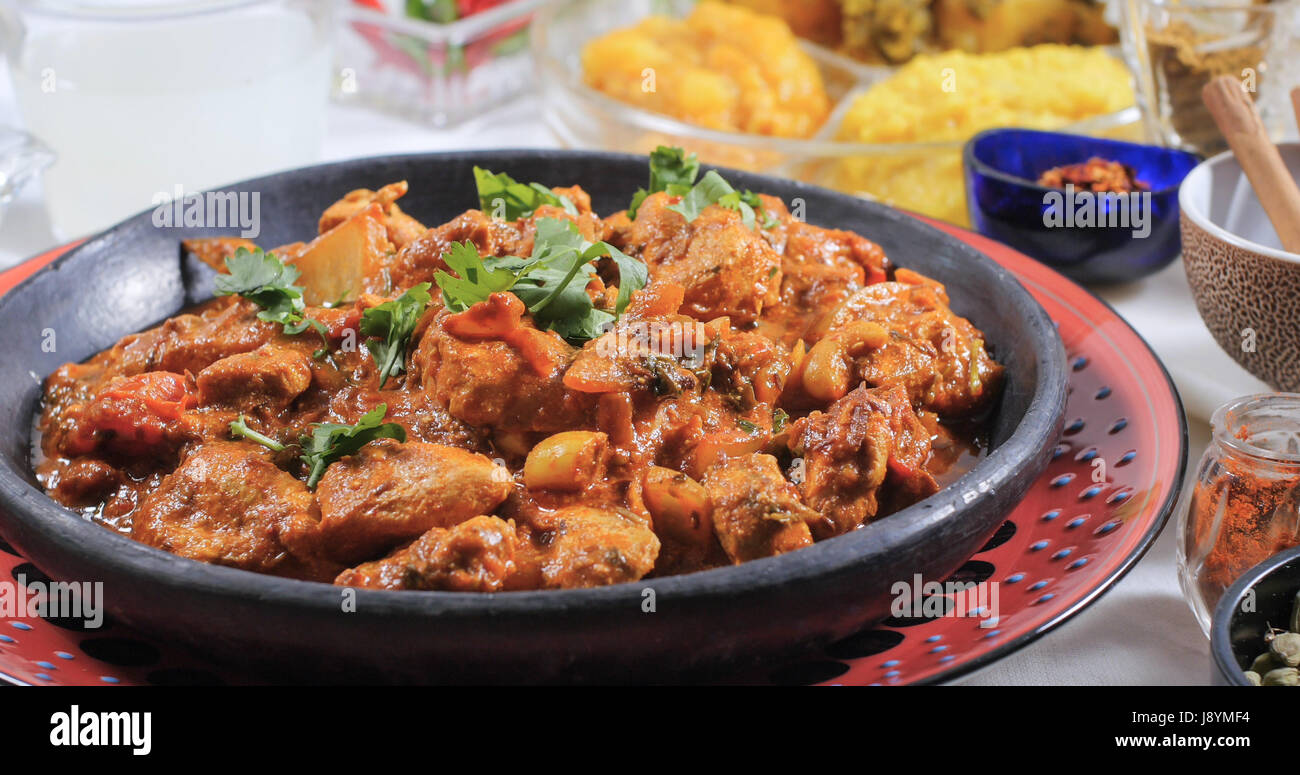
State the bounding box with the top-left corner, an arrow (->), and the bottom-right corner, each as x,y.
1192,455 -> 1300,600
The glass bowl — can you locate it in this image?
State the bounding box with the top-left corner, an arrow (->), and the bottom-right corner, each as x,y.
334,0 -> 548,127
1178,393 -> 1300,637
532,0 -> 1143,226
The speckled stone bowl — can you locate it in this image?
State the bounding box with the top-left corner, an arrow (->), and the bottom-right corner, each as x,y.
1180,143 -> 1300,392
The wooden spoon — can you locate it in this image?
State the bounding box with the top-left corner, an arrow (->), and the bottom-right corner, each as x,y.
1292,86 -> 1300,138
1202,75 -> 1300,254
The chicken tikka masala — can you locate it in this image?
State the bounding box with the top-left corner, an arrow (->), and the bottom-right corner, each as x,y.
34,148 -> 1003,592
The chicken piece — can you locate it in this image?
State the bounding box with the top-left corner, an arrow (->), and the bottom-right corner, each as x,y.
780,213 -> 889,284
38,301 -> 257,415
334,515 -> 516,592
526,506 -> 660,589
42,458 -> 122,508
710,328 -> 791,409
140,298 -> 279,377
789,383 -> 937,538
360,387 -> 489,451
753,200 -> 891,345
196,343 -> 312,410
609,193 -> 781,325
417,298 -> 594,432
316,439 -> 511,563
132,442 -> 338,581
816,277 -> 1004,416
45,297 -> 277,389
389,209 -> 523,293
702,453 -> 817,563
563,313 -> 715,396
317,180 -> 427,249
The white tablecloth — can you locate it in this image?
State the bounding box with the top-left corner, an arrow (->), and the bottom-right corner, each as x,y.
1,74 -> 1275,684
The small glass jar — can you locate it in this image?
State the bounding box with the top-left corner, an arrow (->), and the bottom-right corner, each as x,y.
1119,0 -> 1299,156
1178,393 -> 1300,636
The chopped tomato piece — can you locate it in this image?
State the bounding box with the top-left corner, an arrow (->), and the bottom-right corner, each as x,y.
886,456 -> 916,481
68,372 -> 195,456
446,293 -> 558,377
445,292 -> 525,339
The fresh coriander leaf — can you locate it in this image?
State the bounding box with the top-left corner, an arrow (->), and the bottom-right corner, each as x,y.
740,189 -> 780,229
301,403 -> 406,489
360,283 -> 432,388
668,170 -> 744,224
230,415 -> 284,452
648,146 -> 701,193
285,317 -> 328,338
508,219 -> 605,325
434,241 -> 523,312
473,166 -> 576,220
717,189 -> 757,230
432,218 -> 648,345
772,408 -> 790,435
657,167 -> 770,231
510,218 -> 645,339
627,189 -> 651,221
628,146 -> 701,219
603,242 -> 648,316
737,418 -> 761,435
215,246 -> 304,315
215,247 -> 329,343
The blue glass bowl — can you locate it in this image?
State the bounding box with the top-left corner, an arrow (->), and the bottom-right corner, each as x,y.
964,128 -> 1200,285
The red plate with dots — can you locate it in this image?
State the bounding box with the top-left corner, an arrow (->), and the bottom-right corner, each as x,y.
0,220 -> 1186,685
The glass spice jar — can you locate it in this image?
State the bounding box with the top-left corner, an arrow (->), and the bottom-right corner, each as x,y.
1178,394 -> 1300,636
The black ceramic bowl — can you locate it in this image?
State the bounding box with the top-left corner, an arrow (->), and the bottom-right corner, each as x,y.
1211,545 -> 1300,685
0,151 -> 1067,683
